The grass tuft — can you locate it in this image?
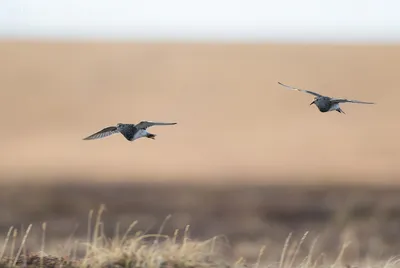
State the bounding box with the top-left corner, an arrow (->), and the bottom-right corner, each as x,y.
0,205 -> 398,268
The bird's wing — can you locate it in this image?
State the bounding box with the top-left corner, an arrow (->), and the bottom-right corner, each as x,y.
83,126 -> 119,140
331,98 -> 375,104
278,82 -> 324,97
135,121 -> 177,130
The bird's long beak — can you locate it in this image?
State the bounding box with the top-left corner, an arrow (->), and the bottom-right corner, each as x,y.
310,100 -> 315,106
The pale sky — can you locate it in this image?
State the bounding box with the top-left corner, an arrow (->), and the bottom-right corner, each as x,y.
0,0 -> 400,43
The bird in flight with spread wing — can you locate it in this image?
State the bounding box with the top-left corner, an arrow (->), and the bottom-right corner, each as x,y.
83,121 -> 177,142
278,82 -> 375,114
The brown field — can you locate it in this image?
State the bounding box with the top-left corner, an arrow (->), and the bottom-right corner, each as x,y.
1,182 -> 400,266
1,41 -> 400,267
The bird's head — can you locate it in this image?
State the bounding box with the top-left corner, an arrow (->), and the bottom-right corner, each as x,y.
117,123 -> 124,128
146,133 -> 156,140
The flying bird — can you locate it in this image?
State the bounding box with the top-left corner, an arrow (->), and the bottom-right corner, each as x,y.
278,82 -> 375,114
83,121 -> 177,142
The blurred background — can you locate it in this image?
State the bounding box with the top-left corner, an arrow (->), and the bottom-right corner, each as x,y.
1,0 -> 400,263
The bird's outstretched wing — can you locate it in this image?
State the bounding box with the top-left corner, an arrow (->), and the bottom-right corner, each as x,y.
278,82 -> 324,97
135,121 -> 177,130
83,126 -> 119,140
331,98 -> 375,104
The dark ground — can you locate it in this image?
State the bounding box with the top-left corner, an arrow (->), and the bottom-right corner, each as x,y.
1,179 -> 400,262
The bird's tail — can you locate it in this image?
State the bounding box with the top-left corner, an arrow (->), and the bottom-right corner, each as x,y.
146,133 -> 156,139
336,108 -> 346,114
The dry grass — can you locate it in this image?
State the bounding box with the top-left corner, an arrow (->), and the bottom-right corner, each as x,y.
0,205 -> 231,268
1,182 -> 400,264
0,204 -> 400,268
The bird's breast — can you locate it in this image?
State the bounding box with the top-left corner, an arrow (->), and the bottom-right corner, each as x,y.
317,106 -> 330,112
316,101 -> 332,112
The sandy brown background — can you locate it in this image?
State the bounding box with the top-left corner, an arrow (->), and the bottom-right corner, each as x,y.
0,41 -> 398,184
1,41 -> 400,263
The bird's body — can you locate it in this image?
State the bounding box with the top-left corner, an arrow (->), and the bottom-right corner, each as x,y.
278,82 -> 375,114
83,121 -> 176,142
312,97 -> 345,113
312,97 -> 333,112
117,124 -> 145,141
